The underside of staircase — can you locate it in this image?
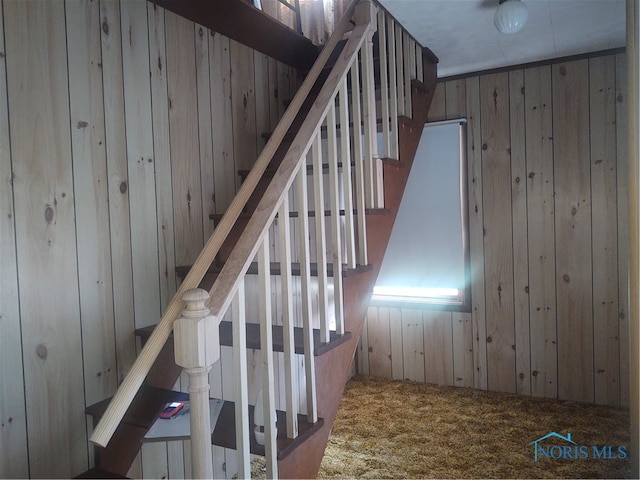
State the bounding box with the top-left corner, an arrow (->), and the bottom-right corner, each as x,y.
80,1 -> 438,477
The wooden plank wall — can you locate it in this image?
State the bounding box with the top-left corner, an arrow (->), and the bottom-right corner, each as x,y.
0,1 -> 299,478
360,52 -> 630,408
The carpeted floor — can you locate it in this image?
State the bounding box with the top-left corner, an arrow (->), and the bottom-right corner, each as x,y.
316,375 -> 632,479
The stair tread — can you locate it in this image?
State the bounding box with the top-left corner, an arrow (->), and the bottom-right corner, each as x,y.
86,387 -> 323,462
209,207 -> 389,221
74,467 -> 130,479
175,262 -> 373,280
136,322 -> 352,357
85,386 -> 189,429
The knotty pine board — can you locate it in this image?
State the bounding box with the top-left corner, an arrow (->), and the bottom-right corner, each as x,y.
615,53 -> 630,408
509,69 -> 531,396
388,307 -> 404,380
479,72 -> 516,394
66,0 -> 119,406
445,79 -> 466,120
400,308 -> 425,383
148,3 -> 177,310
465,75 -> 488,391
427,81 -> 446,122
210,33 -> 236,214
4,0 -> 87,476
166,11 -> 205,266
100,0 -> 137,387
553,59 -> 594,403
366,306 -> 392,378
423,311 -> 454,386
121,0 -> 162,329
589,55 -> 620,406
452,312 -> 473,388
231,39 -> 257,173
0,2 -> 29,477
195,23 -> 216,240
121,2 -> 168,475
524,65 -> 558,399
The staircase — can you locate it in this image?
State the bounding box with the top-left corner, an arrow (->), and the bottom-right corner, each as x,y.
81,1 -> 438,478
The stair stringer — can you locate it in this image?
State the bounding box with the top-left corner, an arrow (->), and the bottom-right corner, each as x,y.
277,62 -> 438,479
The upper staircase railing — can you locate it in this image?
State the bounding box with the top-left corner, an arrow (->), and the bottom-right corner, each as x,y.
89,0 -> 426,477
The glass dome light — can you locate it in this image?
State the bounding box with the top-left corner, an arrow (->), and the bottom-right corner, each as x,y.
494,0 -> 528,34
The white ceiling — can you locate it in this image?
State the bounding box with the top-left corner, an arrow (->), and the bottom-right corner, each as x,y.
378,0 -> 626,78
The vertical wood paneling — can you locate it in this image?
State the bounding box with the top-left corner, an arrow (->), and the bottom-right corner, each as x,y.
466,76 -> 488,391
389,307 -> 404,380
210,33 -> 236,213
401,309 -> 425,382
553,59 -> 594,403
452,312 -> 473,388
4,1 -> 87,476
365,54 -> 627,407
195,23 -> 215,239
509,69 -> 531,396
120,0 -> 161,328
445,79 -> 465,119
100,0 -> 137,386
423,311 -> 454,386
122,2 -> 167,475
615,53 -> 630,408
480,72 -> 516,394
166,12 -> 204,266
148,3 -> 177,310
367,306 -> 392,378
66,0 -> 118,405
0,2 -> 29,477
589,55 -> 620,406
524,65 -> 557,398
231,40 -> 257,172
428,82 -> 446,121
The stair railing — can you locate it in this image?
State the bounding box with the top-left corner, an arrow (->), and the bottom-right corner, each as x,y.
89,0 -> 425,477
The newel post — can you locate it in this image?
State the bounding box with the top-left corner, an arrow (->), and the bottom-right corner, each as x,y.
174,288 -> 220,479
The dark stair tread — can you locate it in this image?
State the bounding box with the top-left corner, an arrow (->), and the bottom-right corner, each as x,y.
74,467 -> 130,479
86,387 -> 323,462
175,262 -> 373,281
136,322 -> 352,357
210,207 -> 389,222
85,386 -> 189,430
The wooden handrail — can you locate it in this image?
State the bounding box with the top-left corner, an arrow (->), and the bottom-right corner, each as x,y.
89,0 -> 360,448
207,8 -> 375,321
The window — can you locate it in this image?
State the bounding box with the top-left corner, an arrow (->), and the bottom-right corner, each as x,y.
372,119 -> 470,311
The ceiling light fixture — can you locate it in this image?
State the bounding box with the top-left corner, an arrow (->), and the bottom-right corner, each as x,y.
494,0 -> 528,34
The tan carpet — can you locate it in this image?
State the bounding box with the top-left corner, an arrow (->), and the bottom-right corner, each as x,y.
317,375 -> 631,479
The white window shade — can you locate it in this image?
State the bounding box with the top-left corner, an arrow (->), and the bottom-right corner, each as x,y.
374,120 -> 469,308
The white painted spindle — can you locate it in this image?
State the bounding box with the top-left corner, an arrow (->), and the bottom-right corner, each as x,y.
378,9 -> 390,160
362,31 -> 376,209
258,237 -> 278,478
350,62 -> 368,266
232,281 -> 250,477
395,23 -> 405,117
312,132 -> 330,343
339,79 -> 357,269
327,102 -> 345,334
278,196 -> 299,439
295,167 -> 317,422
387,16 -> 399,160
403,31 -> 412,117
